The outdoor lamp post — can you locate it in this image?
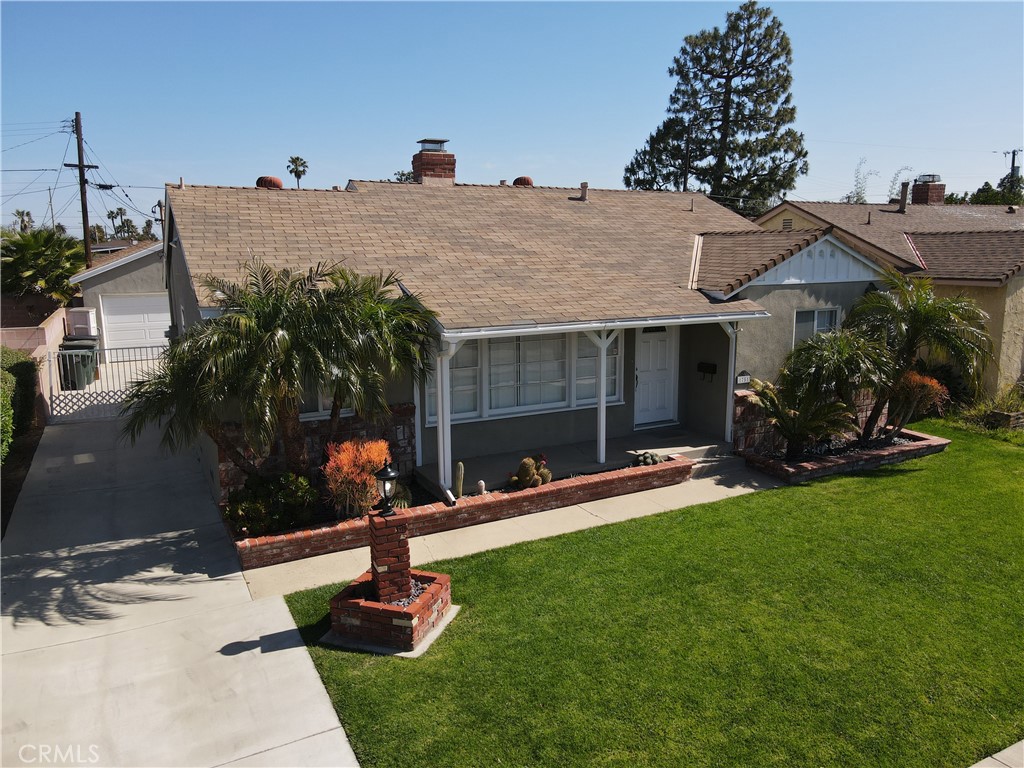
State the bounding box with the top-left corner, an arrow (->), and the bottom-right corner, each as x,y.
375,462 -> 400,517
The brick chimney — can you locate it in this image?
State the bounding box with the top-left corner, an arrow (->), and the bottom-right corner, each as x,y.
912,174 -> 945,205
412,138 -> 455,186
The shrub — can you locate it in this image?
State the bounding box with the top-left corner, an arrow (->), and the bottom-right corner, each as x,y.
885,371 -> 949,438
223,472 -> 316,538
0,346 -> 37,434
322,438 -> 392,517
1,370 -> 15,463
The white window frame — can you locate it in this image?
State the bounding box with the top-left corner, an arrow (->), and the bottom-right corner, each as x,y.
298,386 -> 355,422
793,307 -> 839,348
423,332 -> 624,426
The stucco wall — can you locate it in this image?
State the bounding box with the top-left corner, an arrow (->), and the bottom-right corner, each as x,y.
933,279 -> 1022,395
166,224 -> 204,338
734,282 -> 876,382
79,250 -> 166,345
679,323 -> 731,435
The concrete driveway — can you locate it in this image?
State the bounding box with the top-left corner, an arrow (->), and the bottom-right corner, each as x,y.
1,421 -> 357,767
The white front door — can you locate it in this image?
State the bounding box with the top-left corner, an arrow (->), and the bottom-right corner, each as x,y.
634,326 -> 678,426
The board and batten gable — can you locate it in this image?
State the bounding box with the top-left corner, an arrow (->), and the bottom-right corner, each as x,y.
730,234 -> 888,382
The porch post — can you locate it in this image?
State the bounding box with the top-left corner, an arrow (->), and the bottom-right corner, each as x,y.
585,329 -> 620,465
719,322 -> 738,443
434,340 -> 462,490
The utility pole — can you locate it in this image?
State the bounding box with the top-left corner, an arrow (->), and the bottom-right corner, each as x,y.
63,112 -> 98,267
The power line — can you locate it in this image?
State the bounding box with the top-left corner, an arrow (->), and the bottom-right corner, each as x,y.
1,168 -> 60,173
2,130 -> 67,153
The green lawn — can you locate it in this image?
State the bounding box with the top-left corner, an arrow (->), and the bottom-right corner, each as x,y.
286,420 -> 1023,768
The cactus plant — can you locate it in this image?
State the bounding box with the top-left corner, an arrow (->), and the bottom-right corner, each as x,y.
454,461 -> 465,498
508,454 -> 553,489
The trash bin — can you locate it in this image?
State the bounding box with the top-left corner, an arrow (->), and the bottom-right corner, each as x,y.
59,335 -> 98,390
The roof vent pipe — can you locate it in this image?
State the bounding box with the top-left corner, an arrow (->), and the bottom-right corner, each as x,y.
569,182 -> 589,202
898,181 -> 910,213
499,180 -> 507,186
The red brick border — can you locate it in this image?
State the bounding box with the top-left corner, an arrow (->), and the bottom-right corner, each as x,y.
328,568 -> 452,652
235,454 -> 695,570
740,429 -> 950,484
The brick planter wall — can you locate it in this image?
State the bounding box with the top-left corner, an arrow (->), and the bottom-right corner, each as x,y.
732,388 -> 880,455
215,403 -> 416,504
235,453 -> 695,570
741,429 -> 950,484
328,569 -> 452,652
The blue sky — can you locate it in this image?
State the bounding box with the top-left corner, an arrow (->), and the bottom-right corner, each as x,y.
2,1 -> 1022,236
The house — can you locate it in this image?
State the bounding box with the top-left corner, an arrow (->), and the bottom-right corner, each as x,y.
70,240 -> 171,349
163,141 -> 789,495
757,177 -> 1024,395
161,141 -> 998,499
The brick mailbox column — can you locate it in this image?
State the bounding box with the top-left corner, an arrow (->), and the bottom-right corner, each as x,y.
369,510 -> 412,603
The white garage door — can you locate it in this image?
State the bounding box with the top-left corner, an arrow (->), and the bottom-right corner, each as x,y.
101,294 -> 171,348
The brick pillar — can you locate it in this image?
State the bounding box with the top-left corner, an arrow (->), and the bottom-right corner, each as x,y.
369,510 -> 412,603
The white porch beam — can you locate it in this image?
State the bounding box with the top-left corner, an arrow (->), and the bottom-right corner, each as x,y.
719,321 -> 739,444
584,329 -> 620,465
433,340 -> 462,490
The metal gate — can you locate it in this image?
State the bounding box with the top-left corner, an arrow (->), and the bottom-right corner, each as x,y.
47,345 -> 166,423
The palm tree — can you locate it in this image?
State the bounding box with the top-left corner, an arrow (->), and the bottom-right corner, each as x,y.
1,228 -> 86,304
13,210 -> 34,233
122,258 -> 437,478
748,379 -> 855,461
287,156 -> 308,189
782,328 -> 891,432
845,270 -> 991,440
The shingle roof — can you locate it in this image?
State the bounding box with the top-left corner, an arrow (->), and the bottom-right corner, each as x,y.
88,239 -> 160,271
760,201 -> 1024,277
167,181 -> 769,332
696,229 -> 830,295
906,231 -> 1024,283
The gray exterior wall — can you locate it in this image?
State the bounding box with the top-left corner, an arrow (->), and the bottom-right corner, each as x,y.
679,323 -> 732,435
733,282 -> 876,383
165,214 -> 204,338
78,250 -> 167,344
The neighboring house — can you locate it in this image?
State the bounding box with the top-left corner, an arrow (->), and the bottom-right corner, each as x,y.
70,241 -> 171,349
757,179 -> 1024,395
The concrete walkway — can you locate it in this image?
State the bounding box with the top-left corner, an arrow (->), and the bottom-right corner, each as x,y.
1,421 -> 357,768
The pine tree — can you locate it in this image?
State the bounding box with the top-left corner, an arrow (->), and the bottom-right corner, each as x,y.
624,1 -> 808,217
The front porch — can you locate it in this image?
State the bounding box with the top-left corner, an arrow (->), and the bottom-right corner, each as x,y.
415,425 -> 732,500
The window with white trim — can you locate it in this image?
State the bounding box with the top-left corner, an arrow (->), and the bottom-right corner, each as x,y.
794,308 -> 838,346
424,333 -> 623,425
489,334 -> 567,412
574,332 -> 620,403
425,340 -> 480,421
299,379 -> 354,421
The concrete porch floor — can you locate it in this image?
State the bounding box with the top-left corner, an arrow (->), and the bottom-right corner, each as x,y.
416,426 -> 732,496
